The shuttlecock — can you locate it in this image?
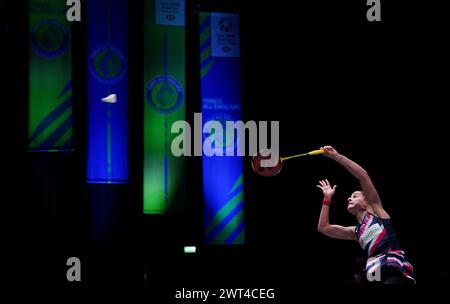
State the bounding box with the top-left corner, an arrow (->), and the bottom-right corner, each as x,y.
101,94 -> 117,103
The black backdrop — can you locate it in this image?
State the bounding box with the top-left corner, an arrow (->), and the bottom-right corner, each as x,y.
2,0 -> 449,300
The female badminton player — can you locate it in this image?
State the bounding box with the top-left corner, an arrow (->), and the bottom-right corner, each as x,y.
316,146 -> 415,284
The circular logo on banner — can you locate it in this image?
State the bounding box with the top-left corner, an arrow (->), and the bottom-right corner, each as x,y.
146,76 -> 183,114
31,19 -> 68,58
218,18 -> 232,32
89,46 -> 126,85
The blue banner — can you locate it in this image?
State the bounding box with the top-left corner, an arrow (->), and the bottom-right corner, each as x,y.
86,0 -> 128,184
200,12 -> 244,244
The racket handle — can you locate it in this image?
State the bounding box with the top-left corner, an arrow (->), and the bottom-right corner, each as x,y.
308,149 -> 327,156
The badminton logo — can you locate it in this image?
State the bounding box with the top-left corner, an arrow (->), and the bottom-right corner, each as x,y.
218,18 -> 232,32
146,76 -> 183,114
31,19 -> 69,58
218,17 -> 233,53
89,47 -> 126,85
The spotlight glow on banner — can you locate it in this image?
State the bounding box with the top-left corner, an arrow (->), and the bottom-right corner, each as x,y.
200,12 -> 245,244
86,0 -> 128,184
143,0 -> 186,213
28,0 -> 72,152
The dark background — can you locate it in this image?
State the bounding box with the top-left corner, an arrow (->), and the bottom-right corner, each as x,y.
2,0 -> 449,300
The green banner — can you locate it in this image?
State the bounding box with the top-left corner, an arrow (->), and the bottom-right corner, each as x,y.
28,0 -> 73,152
143,0 -> 185,213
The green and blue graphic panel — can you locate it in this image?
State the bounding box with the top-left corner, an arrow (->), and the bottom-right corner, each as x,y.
28,0 -> 72,152
87,0 -> 128,184
143,0 -> 186,213
200,12 -> 244,244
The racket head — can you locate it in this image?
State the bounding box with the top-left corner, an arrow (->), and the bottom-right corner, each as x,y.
251,150 -> 282,177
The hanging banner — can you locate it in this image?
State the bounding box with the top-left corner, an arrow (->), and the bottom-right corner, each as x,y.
143,0 -> 186,213
200,12 -> 245,244
86,0 -> 128,184
28,0 -> 73,152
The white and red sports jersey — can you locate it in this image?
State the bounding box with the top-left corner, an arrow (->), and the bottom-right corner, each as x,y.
355,212 -> 416,283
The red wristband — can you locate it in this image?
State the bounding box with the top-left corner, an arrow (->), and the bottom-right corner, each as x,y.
322,199 -> 331,206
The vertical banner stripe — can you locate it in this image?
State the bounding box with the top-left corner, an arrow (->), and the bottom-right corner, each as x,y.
28,0 -> 73,152
200,12 -> 244,244
86,0 -> 128,184
143,0 -> 186,213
